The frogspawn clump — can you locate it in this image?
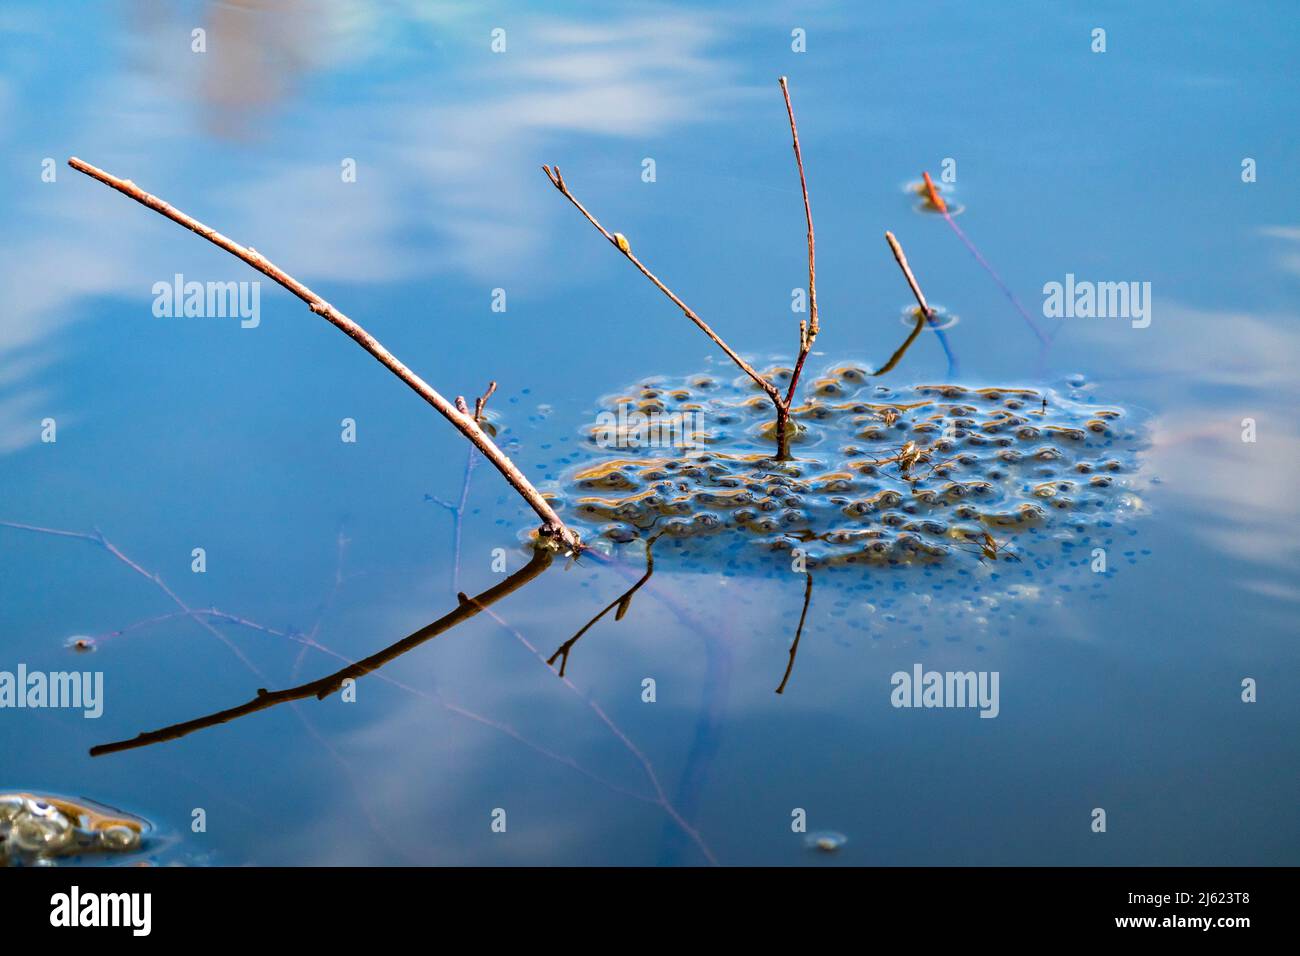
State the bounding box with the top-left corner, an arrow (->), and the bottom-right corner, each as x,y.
1,792 -> 149,866
546,366 -> 1149,573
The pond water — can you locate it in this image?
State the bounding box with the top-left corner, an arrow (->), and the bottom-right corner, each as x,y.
1,1 -> 1296,866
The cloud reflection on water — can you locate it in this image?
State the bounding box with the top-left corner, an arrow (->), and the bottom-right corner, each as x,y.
0,3 -> 745,452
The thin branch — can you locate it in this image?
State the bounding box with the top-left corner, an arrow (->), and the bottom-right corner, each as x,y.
473,380 -> 497,424
779,76 -> 818,410
921,171 -> 948,214
67,157 -> 579,555
780,76 -> 817,339
885,230 -> 933,317
542,79 -> 825,462
768,88 -> 820,459
541,164 -> 780,406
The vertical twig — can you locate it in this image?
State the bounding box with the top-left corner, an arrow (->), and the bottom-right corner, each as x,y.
779,76 -> 818,397
776,76 -> 819,456
473,381 -> 497,424
541,76 -> 822,462
66,158 -> 580,554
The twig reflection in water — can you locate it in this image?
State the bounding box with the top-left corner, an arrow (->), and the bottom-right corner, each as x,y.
10,519 -> 720,863
430,444 -> 730,866
548,532 -> 664,678
86,551 -> 553,755
0,520 -> 410,861
775,570 -> 815,695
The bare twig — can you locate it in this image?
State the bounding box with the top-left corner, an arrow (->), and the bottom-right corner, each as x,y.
540,164 -> 779,404
885,230 -> 933,318
473,380 -> 497,424
776,75 -> 820,454
779,75 -> 818,409
66,157 -> 580,555
541,77 -> 821,461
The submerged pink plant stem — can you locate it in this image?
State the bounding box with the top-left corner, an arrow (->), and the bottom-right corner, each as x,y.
922,170 -> 1050,346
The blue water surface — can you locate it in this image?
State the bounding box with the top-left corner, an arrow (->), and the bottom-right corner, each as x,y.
1,1 -> 1296,865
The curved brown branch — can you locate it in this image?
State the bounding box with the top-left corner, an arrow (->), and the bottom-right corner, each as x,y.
67,157 -> 579,555
89,548 -> 554,756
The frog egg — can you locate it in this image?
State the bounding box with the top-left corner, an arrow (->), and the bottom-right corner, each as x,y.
10,799 -> 74,853
600,524 -> 637,544
0,794 -> 27,823
805,831 -> 848,852
99,825 -> 141,852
